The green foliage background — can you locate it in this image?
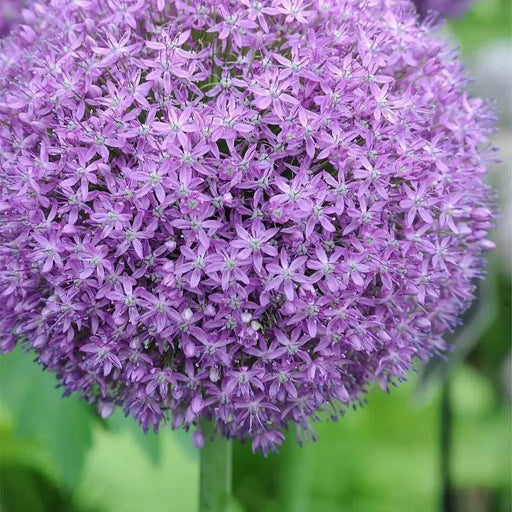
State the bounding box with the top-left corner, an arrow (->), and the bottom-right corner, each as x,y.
1,2 -> 510,511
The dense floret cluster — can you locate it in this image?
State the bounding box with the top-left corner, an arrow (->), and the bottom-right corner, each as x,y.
0,0 -> 495,452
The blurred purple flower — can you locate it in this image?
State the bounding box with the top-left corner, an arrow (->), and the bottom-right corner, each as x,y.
0,0 -> 24,37
413,0 -> 473,19
0,0 -> 497,454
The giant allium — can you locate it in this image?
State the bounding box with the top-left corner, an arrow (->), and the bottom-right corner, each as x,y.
0,0 -> 496,453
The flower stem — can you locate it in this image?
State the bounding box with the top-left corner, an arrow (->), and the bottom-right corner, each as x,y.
199,422 -> 232,512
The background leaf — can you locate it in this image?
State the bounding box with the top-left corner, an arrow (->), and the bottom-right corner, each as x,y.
106,409 -> 162,466
0,347 -> 94,489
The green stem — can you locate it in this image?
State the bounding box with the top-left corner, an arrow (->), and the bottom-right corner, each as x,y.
199,422 -> 232,512
279,439 -> 313,512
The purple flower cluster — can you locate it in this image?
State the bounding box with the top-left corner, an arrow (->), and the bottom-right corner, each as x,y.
0,0 -> 496,453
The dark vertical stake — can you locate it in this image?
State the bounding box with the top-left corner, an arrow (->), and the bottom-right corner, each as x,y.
441,364 -> 453,512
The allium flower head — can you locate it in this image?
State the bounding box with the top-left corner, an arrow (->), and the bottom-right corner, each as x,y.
0,0 -> 496,453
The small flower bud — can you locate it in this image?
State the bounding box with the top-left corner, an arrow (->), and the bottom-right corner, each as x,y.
99,401 -> 115,419
416,317 -> 431,330
165,240 -> 177,251
204,304 -> 216,317
480,239 -> 496,251
183,341 -> 196,358
377,330 -> 392,342
471,207 -> 492,222
191,395 -> 204,414
241,312 -> 252,323
182,308 -> 193,321
250,320 -> 262,331
209,366 -> 221,382
193,430 -> 205,449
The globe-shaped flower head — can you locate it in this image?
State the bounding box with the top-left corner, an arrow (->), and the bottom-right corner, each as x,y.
0,0 -> 496,453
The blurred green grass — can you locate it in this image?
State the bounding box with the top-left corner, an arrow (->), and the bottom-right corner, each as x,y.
1,335 -> 510,511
